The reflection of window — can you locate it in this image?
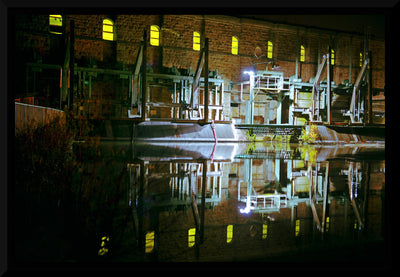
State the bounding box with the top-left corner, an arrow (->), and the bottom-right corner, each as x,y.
300,45 -> 305,62
226,225 -> 233,243
267,41 -> 273,59
150,25 -> 160,46
295,219 -> 300,236
232,36 -> 238,55
188,228 -> 196,247
49,14 -> 62,34
330,49 -> 335,65
145,231 -> 155,253
359,52 -> 363,67
262,224 -> 268,239
193,31 -> 201,51
102,18 -> 115,41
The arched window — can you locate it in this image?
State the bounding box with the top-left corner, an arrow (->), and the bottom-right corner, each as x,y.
150,25 -> 160,46
267,41 -> 273,59
359,52 -> 363,67
102,18 -> 115,41
193,31 -> 201,51
232,36 -> 238,55
300,45 -> 305,62
330,48 -> 335,65
49,14 -> 62,34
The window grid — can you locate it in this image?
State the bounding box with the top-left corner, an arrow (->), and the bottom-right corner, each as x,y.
102,19 -> 115,41
150,25 -> 160,46
232,36 -> 238,55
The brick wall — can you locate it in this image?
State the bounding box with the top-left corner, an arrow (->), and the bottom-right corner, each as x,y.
13,14 -> 385,120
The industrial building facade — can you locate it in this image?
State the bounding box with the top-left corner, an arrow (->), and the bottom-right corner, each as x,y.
12,14 -> 385,125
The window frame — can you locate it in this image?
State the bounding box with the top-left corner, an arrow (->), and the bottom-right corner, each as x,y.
232,36 -> 239,55
267,41 -> 273,59
102,18 -> 115,41
300,45 -> 305,62
193,31 -> 201,51
49,14 -> 63,35
150,25 -> 160,46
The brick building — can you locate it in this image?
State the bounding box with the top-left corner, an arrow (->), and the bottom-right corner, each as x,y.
12,14 -> 385,124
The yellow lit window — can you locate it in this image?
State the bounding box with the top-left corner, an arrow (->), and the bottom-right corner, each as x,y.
226,224 -> 233,243
188,228 -> 196,247
103,18 -> 115,41
262,224 -> 268,239
267,41 -> 273,59
193,31 -> 201,51
150,25 -> 160,46
232,36 -> 238,55
145,231 -> 155,253
49,15 -> 62,34
330,49 -> 335,65
295,219 -> 300,236
300,45 -> 305,62
359,52 -> 363,67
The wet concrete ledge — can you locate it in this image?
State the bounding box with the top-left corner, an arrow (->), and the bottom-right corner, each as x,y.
132,121 -> 239,142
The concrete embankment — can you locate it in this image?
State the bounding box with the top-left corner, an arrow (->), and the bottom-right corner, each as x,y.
315,125 -> 385,143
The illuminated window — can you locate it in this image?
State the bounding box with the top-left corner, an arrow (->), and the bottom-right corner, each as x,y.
267,41 -> 273,59
330,49 -> 335,65
359,52 -> 363,67
300,45 -> 305,62
150,25 -> 160,46
102,18 -> 115,41
295,219 -> 300,236
49,14 -> 62,34
262,224 -> 268,239
232,36 -> 238,55
193,31 -> 201,51
145,231 -> 155,253
188,228 -> 196,247
226,224 -> 233,243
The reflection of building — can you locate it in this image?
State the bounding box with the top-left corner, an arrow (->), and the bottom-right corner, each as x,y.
113,143 -> 385,261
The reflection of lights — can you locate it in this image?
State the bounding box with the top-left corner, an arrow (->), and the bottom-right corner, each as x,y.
239,206 -> 254,214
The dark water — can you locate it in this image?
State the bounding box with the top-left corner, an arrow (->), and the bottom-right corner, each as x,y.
12,141 -> 387,266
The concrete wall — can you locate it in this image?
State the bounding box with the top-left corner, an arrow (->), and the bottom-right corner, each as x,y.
15,102 -> 66,134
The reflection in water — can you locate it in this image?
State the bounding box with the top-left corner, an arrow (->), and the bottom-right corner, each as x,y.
101,142 -> 385,262
14,140 -> 386,263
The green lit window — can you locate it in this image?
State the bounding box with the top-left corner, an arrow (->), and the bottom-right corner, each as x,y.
232,36 -> 238,55
145,231 -> 155,253
267,41 -> 273,59
226,224 -> 233,243
359,52 -> 363,67
262,224 -> 268,239
300,45 -> 305,62
103,18 -> 115,41
330,49 -> 335,65
188,228 -> 196,247
295,219 -> 300,236
49,14 -> 62,34
150,25 -> 160,46
193,31 -> 201,51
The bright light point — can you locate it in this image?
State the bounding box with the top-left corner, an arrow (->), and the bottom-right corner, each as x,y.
244,71 -> 254,76
239,206 -> 253,214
